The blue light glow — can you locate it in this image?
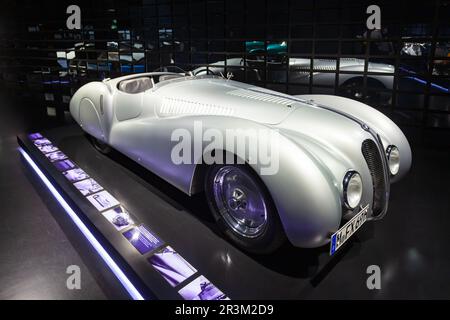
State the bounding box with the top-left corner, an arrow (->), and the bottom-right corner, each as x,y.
405,76 -> 449,93
399,66 -> 449,93
18,147 -> 145,300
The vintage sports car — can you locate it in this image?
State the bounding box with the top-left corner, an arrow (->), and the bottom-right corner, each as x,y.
70,71 -> 411,254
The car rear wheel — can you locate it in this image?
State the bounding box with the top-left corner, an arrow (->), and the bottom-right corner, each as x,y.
88,135 -> 111,154
341,77 -> 365,101
204,164 -> 285,254
340,77 -> 388,106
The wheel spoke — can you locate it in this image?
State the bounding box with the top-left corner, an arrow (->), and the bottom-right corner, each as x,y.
213,166 -> 267,238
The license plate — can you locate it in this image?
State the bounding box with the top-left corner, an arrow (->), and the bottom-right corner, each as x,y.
330,204 -> 369,255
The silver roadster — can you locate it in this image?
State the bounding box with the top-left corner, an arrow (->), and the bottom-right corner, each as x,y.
70,71 -> 411,254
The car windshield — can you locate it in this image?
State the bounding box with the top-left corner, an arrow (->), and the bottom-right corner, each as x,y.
153,66 -> 187,73
118,76 -> 154,94
153,74 -> 222,90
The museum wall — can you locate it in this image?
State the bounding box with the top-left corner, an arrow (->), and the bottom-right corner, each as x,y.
0,0 -> 448,146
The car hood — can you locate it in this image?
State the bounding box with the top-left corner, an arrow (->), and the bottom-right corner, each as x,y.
274,106 -> 377,205
154,77 -> 375,142
276,105 -> 371,165
153,77 -> 299,124
155,77 -> 373,165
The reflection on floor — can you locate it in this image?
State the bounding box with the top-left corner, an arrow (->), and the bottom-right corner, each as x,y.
0,91 -> 128,299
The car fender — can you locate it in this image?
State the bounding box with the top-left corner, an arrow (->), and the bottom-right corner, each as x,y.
296,95 -> 412,182
184,116 -> 343,248
70,81 -> 114,142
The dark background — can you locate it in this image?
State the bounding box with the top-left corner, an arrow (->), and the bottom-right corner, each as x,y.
0,0 -> 449,148
0,1 -> 449,300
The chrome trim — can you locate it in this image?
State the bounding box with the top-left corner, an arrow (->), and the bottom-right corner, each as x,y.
213,166 -> 268,238
386,145 -> 399,176
371,133 -> 390,220
342,170 -> 362,209
100,94 -> 104,115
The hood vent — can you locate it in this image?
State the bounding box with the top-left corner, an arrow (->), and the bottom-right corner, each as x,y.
227,88 -> 293,106
159,97 -> 233,117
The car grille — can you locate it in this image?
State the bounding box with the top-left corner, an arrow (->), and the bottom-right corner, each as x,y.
361,139 -> 387,216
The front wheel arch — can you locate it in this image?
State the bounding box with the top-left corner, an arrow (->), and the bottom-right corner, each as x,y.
189,149 -> 246,195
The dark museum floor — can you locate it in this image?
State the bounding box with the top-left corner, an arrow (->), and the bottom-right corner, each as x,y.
0,91 -> 128,299
1,89 -> 449,299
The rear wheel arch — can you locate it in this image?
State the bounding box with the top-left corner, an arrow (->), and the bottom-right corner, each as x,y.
71,81 -> 113,142
88,134 -> 112,154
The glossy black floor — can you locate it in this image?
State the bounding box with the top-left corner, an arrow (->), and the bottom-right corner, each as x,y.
1,90 -> 450,299
0,91 -> 128,299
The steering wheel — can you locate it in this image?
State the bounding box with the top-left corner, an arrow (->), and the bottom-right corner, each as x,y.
195,68 -> 217,76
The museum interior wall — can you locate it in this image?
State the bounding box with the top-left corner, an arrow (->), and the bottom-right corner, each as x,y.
0,0 -> 449,147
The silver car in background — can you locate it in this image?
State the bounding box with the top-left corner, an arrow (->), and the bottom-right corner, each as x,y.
194,57 -> 394,105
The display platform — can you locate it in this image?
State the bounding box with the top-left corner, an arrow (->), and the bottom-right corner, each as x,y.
17,125 -> 362,300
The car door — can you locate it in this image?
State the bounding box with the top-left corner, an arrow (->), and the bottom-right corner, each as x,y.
114,90 -> 144,122
109,77 -> 154,160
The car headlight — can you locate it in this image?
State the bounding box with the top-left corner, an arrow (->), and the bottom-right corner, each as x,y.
343,171 -> 363,209
386,145 -> 400,176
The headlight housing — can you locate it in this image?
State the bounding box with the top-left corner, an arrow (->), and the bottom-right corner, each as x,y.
343,171 -> 363,209
386,145 -> 400,176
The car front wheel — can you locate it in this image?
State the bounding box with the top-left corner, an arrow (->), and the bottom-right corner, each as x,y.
88,135 -> 111,154
204,164 -> 285,254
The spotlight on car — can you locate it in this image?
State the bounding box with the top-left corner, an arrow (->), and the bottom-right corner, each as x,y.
343,171 -> 363,209
386,145 -> 400,176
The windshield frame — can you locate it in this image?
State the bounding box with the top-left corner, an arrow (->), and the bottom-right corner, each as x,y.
153,74 -> 223,90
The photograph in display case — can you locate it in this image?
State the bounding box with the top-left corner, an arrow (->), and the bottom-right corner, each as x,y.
178,275 -> 228,301
123,225 -> 163,255
28,132 -> 43,140
102,206 -> 135,231
86,190 -> 120,211
53,159 -> 77,172
73,178 -> 103,196
33,138 -> 52,147
37,144 -> 58,154
148,246 -> 197,287
63,168 -> 89,183
45,151 -> 67,162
